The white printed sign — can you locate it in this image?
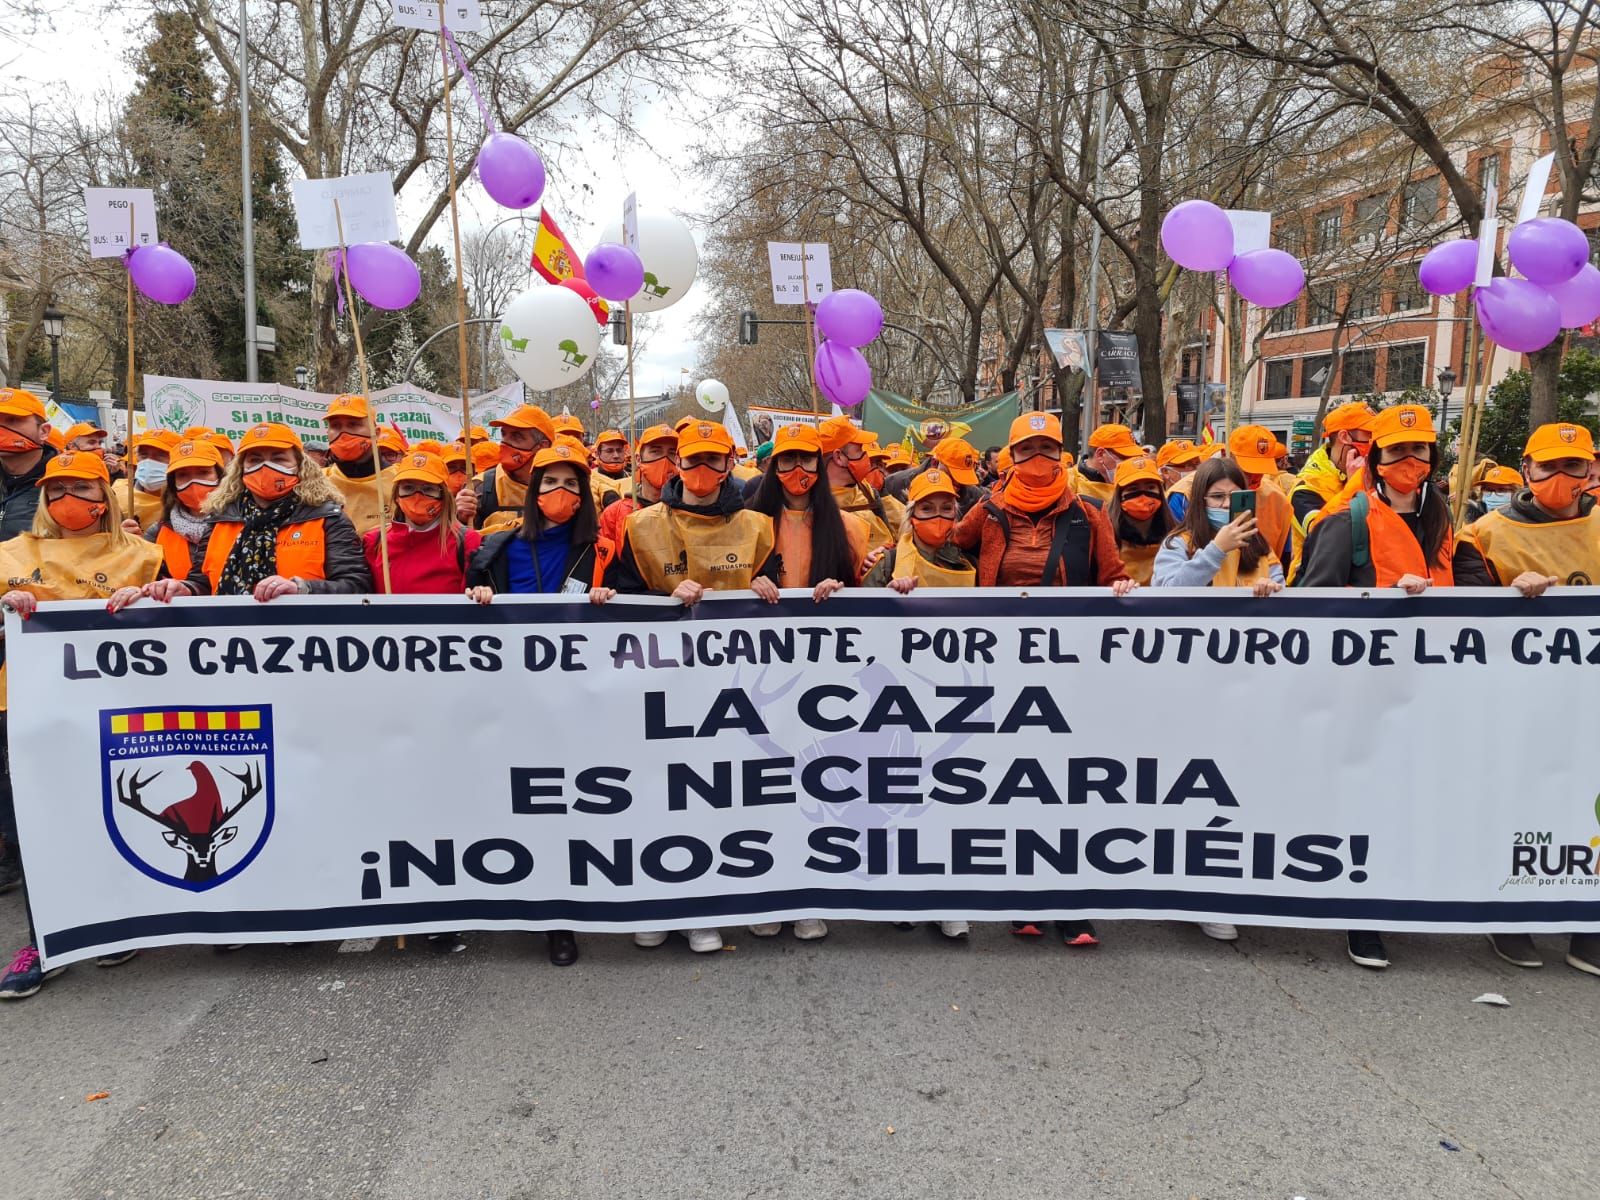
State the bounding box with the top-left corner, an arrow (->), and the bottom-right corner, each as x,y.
390,0 -> 482,32
1517,152 -> 1555,225
1475,175 -> 1500,288
84,188 -> 159,259
291,172 -> 402,250
623,192 -> 639,254
767,242 -> 833,305
1224,210 -> 1272,255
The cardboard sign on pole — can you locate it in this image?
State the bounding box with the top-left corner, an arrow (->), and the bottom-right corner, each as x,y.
623,192 -> 640,254
84,188 -> 158,258
390,0 -> 481,31
292,173 -> 401,249
1224,210 -> 1272,255
1474,175 -> 1500,288
767,242 -> 833,305
1517,153 -> 1555,225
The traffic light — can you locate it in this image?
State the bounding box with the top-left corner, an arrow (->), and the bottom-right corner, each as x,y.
609,309 -> 628,346
738,309 -> 759,345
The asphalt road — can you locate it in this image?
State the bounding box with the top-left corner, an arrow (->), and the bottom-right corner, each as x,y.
1,895 -> 1595,1200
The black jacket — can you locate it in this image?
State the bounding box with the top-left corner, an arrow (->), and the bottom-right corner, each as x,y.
0,446 -> 55,540
1295,506 -> 1427,588
467,530 -> 600,593
1452,490 -> 1597,586
184,499 -> 373,595
604,477 -> 779,594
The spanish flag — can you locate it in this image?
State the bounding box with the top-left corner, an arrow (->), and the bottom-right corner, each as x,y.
530,209 -> 583,285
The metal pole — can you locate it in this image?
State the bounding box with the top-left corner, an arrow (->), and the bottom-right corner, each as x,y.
239,0 -> 258,382
1081,71 -> 1111,451
48,338 -> 60,397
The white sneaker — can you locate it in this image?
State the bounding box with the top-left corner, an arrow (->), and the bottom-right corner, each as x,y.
633,930 -> 669,948
1198,922 -> 1238,942
685,928 -> 724,953
748,922 -> 782,937
792,918 -> 828,940
939,920 -> 970,939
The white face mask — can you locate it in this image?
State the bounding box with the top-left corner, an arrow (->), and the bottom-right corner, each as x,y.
1481,492 -> 1512,511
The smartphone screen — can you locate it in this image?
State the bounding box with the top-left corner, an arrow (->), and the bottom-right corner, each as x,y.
1228,490 -> 1256,519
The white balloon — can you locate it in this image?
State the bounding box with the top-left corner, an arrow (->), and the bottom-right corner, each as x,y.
497,285 -> 602,392
696,379 -> 729,412
597,209 -> 699,312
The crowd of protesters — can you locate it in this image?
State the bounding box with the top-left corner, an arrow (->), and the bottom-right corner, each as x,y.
1,385 -> 1597,997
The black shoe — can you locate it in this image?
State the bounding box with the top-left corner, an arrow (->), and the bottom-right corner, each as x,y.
1057,920 -> 1099,947
427,932 -> 467,954
1567,932 -> 1600,977
547,930 -> 578,967
94,948 -> 139,968
213,944 -> 245,954
1346,930 -> 1389,970
0,850 -> 20,896
892,922 -> 918,930
1487,933 -> 1543,968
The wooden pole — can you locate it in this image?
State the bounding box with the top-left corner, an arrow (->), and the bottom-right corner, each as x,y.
126,208 -> 136,459
802,247 -> 819,415
1450,307 -> 1485,531
625,300 -> 637,443
334,199 -> 392,593
438,9 -> 475,483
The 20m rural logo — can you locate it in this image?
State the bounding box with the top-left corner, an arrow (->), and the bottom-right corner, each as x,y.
100,706 -> 275,892
1502,794 -> 1600,890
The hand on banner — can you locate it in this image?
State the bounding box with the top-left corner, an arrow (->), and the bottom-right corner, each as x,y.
455,485 -> 479,523
106,586 -> 144,614
672,580 -> 705,606
1511,571 -> 1560,599
888,576 -> 919,595
1394,574 -> 1432,596
253,575 -> 305,603
468,586 -> 494,605
1214,513 -> 1257,553
1252,579 -> 1284,598
588,587 -> 616,606
751,577 -> 781,604
812,578 -> 845,603
2,590 -> 36,619
141,578 -> 191,604
1111,579 -> 1139,598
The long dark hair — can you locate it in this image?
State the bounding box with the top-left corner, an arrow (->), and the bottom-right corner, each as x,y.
1372,443 -> 1450,565
1180,457 -> 1268,574
748,456 -> 855,585
1108,480 -> 1177,543
521,463 -> 598,546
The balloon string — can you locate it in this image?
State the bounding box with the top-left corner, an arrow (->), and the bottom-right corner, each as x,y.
328,249 -> 346,315
441,27 -> 496,136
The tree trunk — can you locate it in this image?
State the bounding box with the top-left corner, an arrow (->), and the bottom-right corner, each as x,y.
1134,268 -> 1167,442
1527,344 -> 1561,427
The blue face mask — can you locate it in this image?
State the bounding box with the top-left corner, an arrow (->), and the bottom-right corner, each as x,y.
1482,492 -> 1511,510
1206,507 -> 1231,528
135,459 -> 168,488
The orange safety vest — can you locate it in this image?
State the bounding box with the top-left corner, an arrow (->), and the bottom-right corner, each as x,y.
1323,487 -> 1454,586
200,518 -> 329,591
155,523 -> 193,580
1118,540 -> 1160,585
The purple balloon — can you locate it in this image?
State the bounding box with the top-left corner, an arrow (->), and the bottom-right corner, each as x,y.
815,289 -> 884,347
1160,200 -> 1235,272
1417,238 -> 1478,296
477,133 -> 546,210
346,243 -> 421,310
126,244 -> 196,305
584,243 -> 644,303
1474,277 -> 1562,353
1226,249 -> 1304,308
1546,263 -> 1600,329
814,340 -> 871,408
1507,217 -> 1589,287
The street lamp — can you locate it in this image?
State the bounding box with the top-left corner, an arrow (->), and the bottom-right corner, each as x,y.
41,302 -> 64,398
294,365 -> 310,389
1436,365 -> 1456,433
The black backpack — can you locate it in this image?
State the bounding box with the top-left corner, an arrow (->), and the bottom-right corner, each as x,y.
982,498 -> 1093,586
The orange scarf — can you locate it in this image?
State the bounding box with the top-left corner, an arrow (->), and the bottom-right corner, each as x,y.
998,467 -> 1070,513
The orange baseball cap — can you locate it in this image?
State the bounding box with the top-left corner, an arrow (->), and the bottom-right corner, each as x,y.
886,445 -> 915,470
62,421 -> 108,444
471,441 -> 501,472
203,431 -> 234,456
1009,411 -> 1063,448
134,429 -> 182,455
167,439 -> 225,474
1269,438 -> 1289,459
411,439 -> 446,456
1114,455 -> 1163,489
490,404 -> 557,444
533,442 -> 590,473
37,449 -> 110,485
45,427 -> 65,450
325,393 -> 370,420
1156,439 -> 1201,469
238,422 -> 304,453
0,388 -> 46,419
467,425 -> 491,443
1479,465 -> 1524,488
1087,423 -> 1141,457
866,440 -> 891,463
442,441 -> 468,465
908,467 -> 959,504
678,420 -> 735,459
1369,404 -> 1437,449
392,451 -> 450,486
1228,424 -> 1281,473
552,414 -> 585,435
773,423 -> 823,454
1524,422 -> 1596,463
595,429 -> 628,448
995,447 -> 1013,474
931,437 -> 980,486
638,424 -> 678,450
1322,401 -> 1376,434
674,415 -> 697,433
817,415 -> 872,454
377,427 -> 408,456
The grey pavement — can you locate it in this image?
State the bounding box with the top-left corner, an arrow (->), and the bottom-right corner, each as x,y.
1,894 -> 1596,1199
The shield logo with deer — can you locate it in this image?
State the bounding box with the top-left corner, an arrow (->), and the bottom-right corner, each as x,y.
100,706 -> 275,892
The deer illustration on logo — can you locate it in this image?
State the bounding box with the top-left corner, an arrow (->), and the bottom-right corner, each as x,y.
116,761 -> 262,884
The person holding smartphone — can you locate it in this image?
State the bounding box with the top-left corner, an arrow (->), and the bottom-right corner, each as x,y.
1152,457 -> 1283,596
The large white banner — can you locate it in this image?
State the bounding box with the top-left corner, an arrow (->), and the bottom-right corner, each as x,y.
9,591 -> 1600,967
142,376 -> 525,445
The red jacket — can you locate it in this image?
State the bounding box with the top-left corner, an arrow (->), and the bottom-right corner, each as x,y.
953,488 -> 1127,587
362,523 -> 482,594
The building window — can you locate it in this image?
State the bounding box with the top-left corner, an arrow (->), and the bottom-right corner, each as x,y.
1348,286 -> 1382,320
1279,224 -> 1306,257
1401,179 -> 1437,228
1478,152 -> 1501,193
1310,283 -> 1339,324
1315,209 -> 1342,252
1355,195 -> 1388,239
1266,302 -> 1298,333
1390,272 -> 1426,312
1342,348 -> 1376,394
1388,341 -> 1425,390
1300,354 -> 1332,397
1264,359 -> 1294,400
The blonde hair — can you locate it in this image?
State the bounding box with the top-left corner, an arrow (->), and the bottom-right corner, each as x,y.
32,478 -> 139,544
202,446 -> 340,516
386,479 -> 460,554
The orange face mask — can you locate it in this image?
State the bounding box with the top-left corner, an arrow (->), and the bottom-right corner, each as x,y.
1013,455 -> 1061,487
398,493 -> 444,525
47,494 -> 106,530
537,488 -> 582,525
598,461 -> 628,477
912,514 -> 955,548
243,462 -> 297,501
446,470 -> 467,494
638,457 -> 676,491
0,427 -> 41,454
778,466 -> 817,497
845,455 -> 874,484
680,463 -> 726,495
329,432 -> 371,463
175,481 -> 216,512
1376,456 -> 1430,495
1530,471 -> 1587,511
1121,494 -> 1163,522
499,444 -> 534,477
865,467 -> 886,491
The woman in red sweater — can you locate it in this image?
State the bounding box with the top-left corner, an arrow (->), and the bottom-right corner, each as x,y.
361,450 -> 482,594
